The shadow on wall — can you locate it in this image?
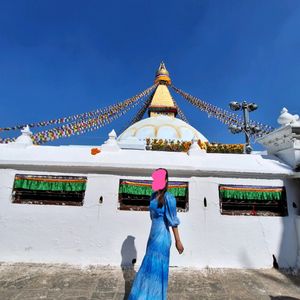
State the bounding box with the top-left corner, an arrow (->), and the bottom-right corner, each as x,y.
277,178 -> 300,286
236,179 -> 300,295
121,235 -> 137,300
269,297 -> 300,300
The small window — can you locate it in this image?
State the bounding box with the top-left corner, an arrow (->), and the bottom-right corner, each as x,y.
219,185 -> 287,216
12,174 -> 87,206
118,179 -> 188,212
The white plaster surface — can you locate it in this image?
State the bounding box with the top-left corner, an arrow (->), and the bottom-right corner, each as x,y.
118,116 -> 208,142
0,143 -> 294,177
0,143 -> 299,269
0,168 -> 298,269
256,123 -> 300,169
14,126 -> 33,145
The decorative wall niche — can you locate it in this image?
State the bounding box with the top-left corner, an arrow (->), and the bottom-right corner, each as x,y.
118,179 -> 188,212
219,184 -> 287,216
12,174 -> 87,206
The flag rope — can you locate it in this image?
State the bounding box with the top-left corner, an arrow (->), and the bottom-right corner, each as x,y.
171,85 -> 273,137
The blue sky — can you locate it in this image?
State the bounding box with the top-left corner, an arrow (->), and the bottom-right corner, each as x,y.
0,0 -> 300,148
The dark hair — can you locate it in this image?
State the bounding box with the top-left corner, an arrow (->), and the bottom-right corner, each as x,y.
156,168 -> 168,208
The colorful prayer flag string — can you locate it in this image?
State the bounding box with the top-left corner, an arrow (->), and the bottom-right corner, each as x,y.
0,84 -> 157,132
172,98 -> 189,124
120,91 -> 155,133
171,85 -> 273,137
0,84 -> 157,144
31,84 -> 157,144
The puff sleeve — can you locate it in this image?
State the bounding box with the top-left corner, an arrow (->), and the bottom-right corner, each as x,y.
165,192 -> 180,227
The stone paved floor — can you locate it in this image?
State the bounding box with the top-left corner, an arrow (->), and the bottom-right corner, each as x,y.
0,263 -> 300,300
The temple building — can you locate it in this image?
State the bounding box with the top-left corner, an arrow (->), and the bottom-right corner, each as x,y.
0,63 -> 300,269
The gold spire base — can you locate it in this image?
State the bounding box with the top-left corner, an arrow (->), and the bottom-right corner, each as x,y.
154,75 -> 171,85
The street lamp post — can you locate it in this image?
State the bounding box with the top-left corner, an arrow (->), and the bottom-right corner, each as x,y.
228,101 -> 260,154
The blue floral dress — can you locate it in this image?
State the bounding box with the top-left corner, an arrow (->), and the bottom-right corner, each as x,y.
128,191 -> 180,300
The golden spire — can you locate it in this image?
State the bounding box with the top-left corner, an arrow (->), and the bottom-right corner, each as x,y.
154,62 -> 171,85
149,62 -> 177,118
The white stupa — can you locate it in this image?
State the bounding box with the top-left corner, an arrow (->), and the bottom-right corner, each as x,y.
0,63 -> 300,270
118,62 -> 208,149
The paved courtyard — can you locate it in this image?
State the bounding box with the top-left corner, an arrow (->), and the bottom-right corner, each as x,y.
0,263 -> 299,300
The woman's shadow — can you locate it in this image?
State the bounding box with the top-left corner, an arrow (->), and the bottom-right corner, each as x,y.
121,235 -> 137,300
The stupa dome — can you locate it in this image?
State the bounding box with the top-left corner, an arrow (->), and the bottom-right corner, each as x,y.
118,115 -> 208,142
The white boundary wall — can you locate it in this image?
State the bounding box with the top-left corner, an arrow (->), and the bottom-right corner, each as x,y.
0,168 -> 299,269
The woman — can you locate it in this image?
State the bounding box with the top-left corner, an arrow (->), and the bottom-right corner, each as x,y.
128,168 -> 184,300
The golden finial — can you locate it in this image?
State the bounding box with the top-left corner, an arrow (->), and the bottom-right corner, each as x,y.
154,62 -> 171,85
